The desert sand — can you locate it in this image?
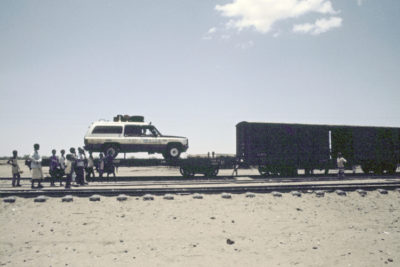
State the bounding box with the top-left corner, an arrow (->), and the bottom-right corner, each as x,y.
1,189 -> 399,267
1,160 -> 400,266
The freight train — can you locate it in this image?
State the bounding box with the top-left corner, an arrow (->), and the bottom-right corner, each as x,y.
236,122 -> 400,176
80,116 -> 400,177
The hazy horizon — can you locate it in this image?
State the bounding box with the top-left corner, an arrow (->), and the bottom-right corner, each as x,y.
1,0 -> 399,157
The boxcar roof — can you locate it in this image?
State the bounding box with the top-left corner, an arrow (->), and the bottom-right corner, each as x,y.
236,121 -> 400,129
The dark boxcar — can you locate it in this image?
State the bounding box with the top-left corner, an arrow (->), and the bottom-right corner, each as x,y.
351,126 -> 400,174
237,121 -> 400,176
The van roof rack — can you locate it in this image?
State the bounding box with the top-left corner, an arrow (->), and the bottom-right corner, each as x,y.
113,115 -> 144,122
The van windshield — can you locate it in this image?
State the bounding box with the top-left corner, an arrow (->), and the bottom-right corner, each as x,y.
150,126 -> 161,137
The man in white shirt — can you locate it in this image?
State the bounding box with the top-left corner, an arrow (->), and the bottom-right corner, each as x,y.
30,143 -> 44,189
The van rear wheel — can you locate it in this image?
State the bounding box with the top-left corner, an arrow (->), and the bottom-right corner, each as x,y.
104,145 -> 119,158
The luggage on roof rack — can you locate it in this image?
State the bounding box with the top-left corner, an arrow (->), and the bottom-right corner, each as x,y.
113,115 -> 144,122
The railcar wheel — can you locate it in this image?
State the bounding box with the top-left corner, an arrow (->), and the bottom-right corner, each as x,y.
258,166 -> 269,177
280,166 -> 297,177
180,167 -> 194,178
205,167 -> 219,177
385,163 -> 397,175
361,163 -> 371,174
372,163 -> 384,175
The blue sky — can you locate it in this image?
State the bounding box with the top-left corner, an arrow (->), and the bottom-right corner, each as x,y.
0,0 -> 399,157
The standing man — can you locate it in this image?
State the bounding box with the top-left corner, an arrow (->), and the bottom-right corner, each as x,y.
70,148 -> 77,185
337,152 -> 347,178
49,149 -> 59,186
30,143 -> 44,189
76,147 -> 86,186
104,151 -> 116,178
7,150 -> 21,187
86,152 -> 95,179
59,149 -> 66,186
98,153 -> 105,178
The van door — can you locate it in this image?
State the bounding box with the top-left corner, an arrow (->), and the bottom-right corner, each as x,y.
123,125 -> 142,152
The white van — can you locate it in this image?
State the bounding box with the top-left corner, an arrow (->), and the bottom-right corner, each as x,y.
84,116 -> 188,159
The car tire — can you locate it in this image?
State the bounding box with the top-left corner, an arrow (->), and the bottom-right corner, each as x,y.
165,145 -> 181,159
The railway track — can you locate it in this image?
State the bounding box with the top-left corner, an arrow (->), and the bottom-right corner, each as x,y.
1,172 -> 399,182
1,175 -> 400,198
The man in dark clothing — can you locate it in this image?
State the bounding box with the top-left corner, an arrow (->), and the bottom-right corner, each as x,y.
104,151 -> 116,178
49,149 -> 60,186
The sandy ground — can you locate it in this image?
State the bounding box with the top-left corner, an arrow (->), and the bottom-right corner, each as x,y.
1,191 -> 399,267
1,161 -> 400,266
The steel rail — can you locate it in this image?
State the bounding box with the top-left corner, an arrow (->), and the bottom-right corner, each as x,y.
1,180 -> 399,198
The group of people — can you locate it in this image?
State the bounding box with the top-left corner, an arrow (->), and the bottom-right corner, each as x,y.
7,144 -> 116,189
7,145 -> 349,188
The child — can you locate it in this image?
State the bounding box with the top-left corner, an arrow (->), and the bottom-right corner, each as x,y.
49,149 -> 59,186
7,150 -> 21,187
30,143 -> 43,189
232,158 -> 240,177
337,152 -> 347,178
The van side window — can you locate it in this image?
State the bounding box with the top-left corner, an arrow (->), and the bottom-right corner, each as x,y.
124,125 -> 142,136
92,126 -> 122,134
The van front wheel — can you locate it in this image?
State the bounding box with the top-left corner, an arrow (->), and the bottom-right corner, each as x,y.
165,145 -> 181,159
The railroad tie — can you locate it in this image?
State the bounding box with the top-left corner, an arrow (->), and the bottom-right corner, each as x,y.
245,192 -> 256,198
272,191 -> 282,197
377,189 -> 388,195
291,191 -> 301,197
117,194 -> 128,201
315,190 -> 325,197
192,193 -> 203,199
163,194 -> 174,200
34,195 -> 48,203
336,190 -> 346,196
143,194 -> 154,201
221,193 -> 232,199
356,189 -> 367,197
3,196 -> 16,203
62,195 -> 74,202
89,195 -> 101,201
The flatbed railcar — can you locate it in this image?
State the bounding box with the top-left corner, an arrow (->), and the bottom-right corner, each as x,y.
236,121 -> 400,176
166,157 -> 221,178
